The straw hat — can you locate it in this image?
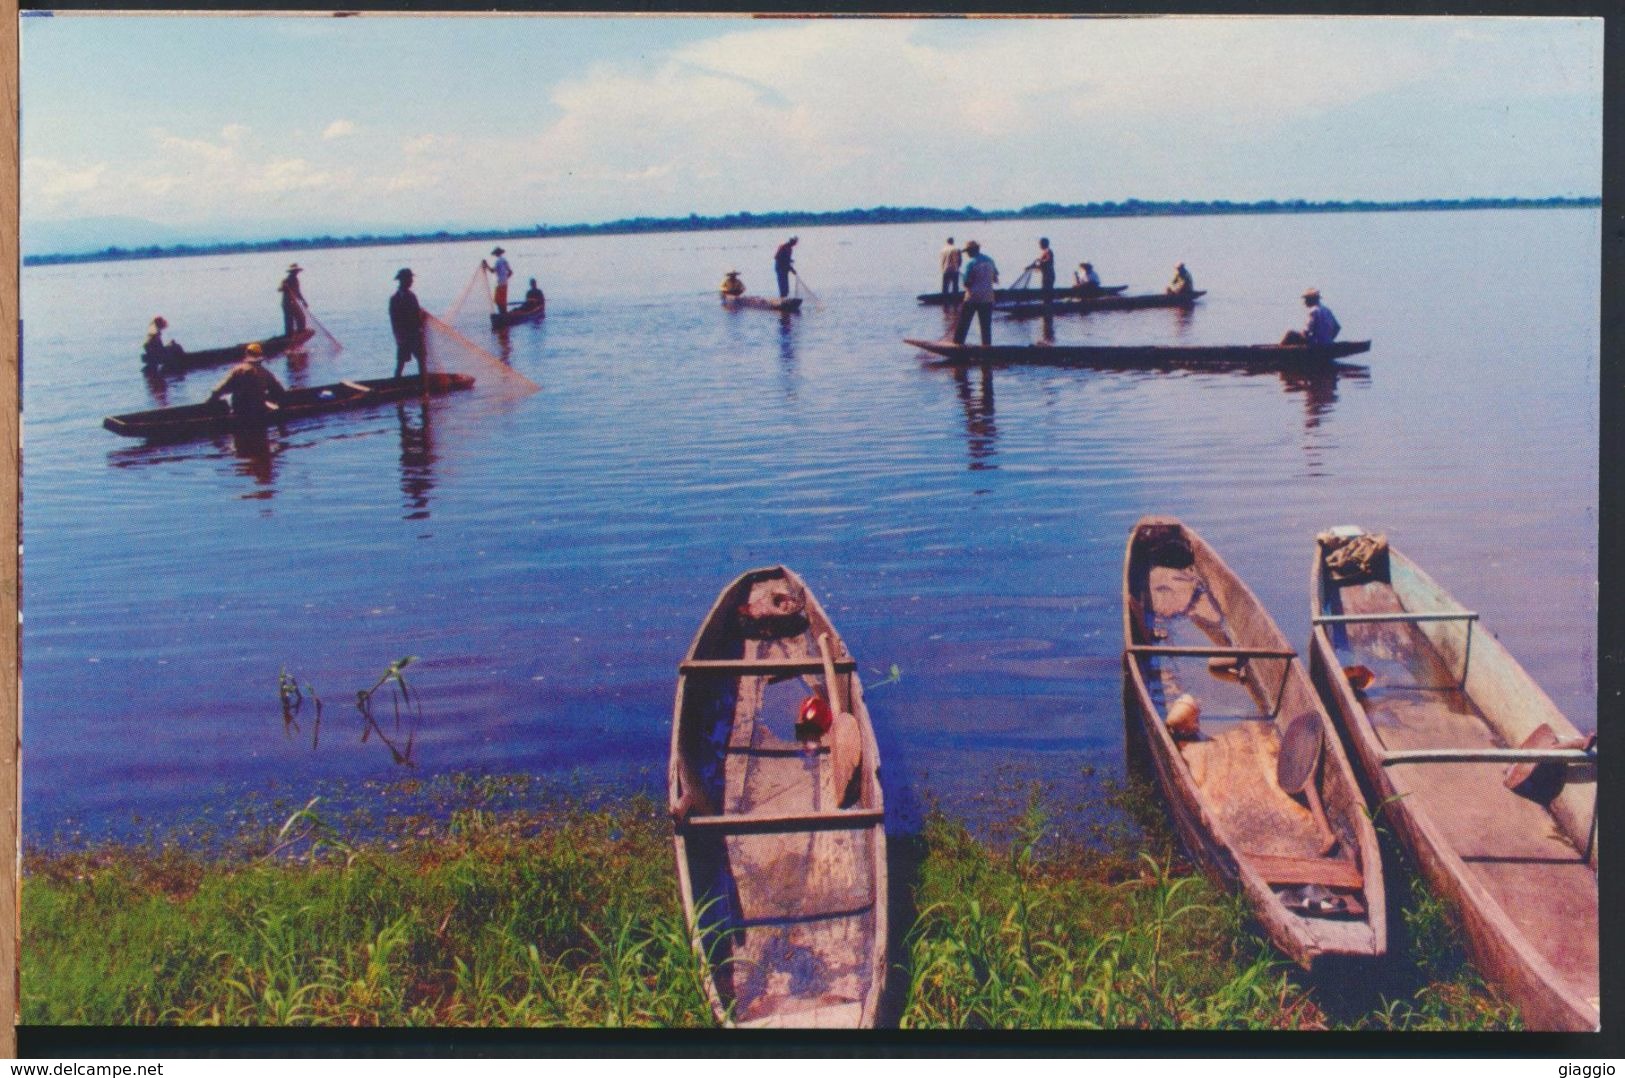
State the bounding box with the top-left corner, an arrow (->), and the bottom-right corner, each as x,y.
243,342 -> 265,361
287,263 -> 302,273
1303,287 -> 1321,300
491,247 -> 505,256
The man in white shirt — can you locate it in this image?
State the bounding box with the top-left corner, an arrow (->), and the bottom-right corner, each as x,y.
940,237 -> 962,300
484,247 -> 514,312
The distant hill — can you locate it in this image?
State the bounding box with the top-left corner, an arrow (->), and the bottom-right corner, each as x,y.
21,196 -> 1601,267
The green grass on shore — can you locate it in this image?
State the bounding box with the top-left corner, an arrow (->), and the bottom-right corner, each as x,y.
21,780 -> 1519,1030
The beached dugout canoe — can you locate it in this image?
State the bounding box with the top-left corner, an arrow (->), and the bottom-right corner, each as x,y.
905,338 -> 1371,369
1122,517 -> 1385,969
670,566 -> 887,1028
490,298 -> 545,329
103,372 -> 475,441
721,294 -> 803,313
142,329 -> 315,372
998,290 -> 1205,318
916,284 -> 1128,306
1308,528 -> 1598,1031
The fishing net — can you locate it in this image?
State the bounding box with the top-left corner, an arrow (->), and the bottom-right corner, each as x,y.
423,311 -> 539,399
301,304 -> 345,355
443,263 -> 496,340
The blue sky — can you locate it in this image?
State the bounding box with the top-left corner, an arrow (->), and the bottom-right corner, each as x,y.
20,14 -> 1603,248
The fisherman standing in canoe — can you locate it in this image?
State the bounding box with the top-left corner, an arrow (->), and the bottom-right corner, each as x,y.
773,236 -> 798,299
278,264 -> 308,336
142,316 -> 183,365
950,240 -> 999,347
1027,237 -> 1056,301
940,237 -> 962,301
1282,288 -> 1341,345
207,342 -> 287,419
480,247 -> 515,313
390,268 -> 428,379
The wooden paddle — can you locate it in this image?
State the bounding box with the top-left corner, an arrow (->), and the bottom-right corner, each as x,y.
1503,723 -> 1597,796
1278,712 -> 1338,855
818,632 -> 863,809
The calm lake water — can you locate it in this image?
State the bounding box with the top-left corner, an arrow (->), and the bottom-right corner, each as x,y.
20,209 -> 1598,846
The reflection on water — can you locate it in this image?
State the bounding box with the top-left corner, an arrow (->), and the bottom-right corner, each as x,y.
777,313 -> 799,400
950,364 -> 997,472
397,400 -> 437,521
230,427 -> 279,498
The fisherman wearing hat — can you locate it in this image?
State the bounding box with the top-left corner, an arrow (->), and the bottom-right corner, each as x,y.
142,315 -> 183,366
719,271 -> 746,298
940,237 -> 962,301
279,264 -> 308,336
1282,288 -> 1341,346
389,268 -> 427,380
773,236 -> 798,299
1166,262 -> 1196,296
208,341 -> 287,420
950,240 -> 999,347
1074,261 -> 1102,294
482,247 -> 514,313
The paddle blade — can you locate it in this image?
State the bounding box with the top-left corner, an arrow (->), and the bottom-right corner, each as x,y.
1277,713 -> 1324,793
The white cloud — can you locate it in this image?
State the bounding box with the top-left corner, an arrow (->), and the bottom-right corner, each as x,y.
322,119 -> 356,140
21,157 -> 108,212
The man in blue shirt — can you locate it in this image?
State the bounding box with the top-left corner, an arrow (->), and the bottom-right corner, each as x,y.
951,240 -> 999,347
1282,288 -> 1341,345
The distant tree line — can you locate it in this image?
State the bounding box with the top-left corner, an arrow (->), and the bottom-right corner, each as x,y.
23,196 -> 1600,267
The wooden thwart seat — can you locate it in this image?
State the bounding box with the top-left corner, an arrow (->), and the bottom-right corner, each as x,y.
340,380 -> 372,394
1126,644 -> 1297,659
680,658 -> 856,676
1381,748 -> 1597,767
1242,851 -> 1364,890
1312,611 -> 1477,625
679,807 -> 884,834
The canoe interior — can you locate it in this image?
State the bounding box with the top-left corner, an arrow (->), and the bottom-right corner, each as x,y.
1312,540 -> 1597,1028
1123,518 -> 1382,966
671,567 -> 885,1028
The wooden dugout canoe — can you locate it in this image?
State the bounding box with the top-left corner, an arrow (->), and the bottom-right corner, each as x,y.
1308,528 -> 1598,1030
721,293 -> 802,313
916,283 -> 1128,306
1122,517 -> 1385,969
103,372 -> 475,441
670,566 -> 887,1028
905,338 -> 1371,370
490,298 -> 545,328
142,328 -> 315,372
997,289 -> 1206,318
